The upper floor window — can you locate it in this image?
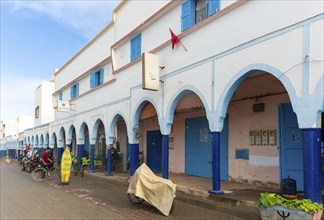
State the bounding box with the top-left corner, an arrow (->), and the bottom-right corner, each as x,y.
58,92 -> 63,101
181,0 -> 220,31
130,33 -> 141,62
35,106 -> 39,118
70,83 -> 79,99
90,69 -> 103,88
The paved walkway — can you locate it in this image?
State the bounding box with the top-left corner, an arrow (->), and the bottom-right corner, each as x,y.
87,169 -> 281,210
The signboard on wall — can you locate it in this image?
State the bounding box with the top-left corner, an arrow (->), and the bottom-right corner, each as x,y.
57,101 -> 70,112
249,129 -> 277,146
142,52 -> 160,91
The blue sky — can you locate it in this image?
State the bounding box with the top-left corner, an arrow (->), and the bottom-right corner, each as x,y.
1,0 -> 120,121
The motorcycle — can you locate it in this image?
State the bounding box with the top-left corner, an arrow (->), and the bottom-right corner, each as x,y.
127,163 -> 176,216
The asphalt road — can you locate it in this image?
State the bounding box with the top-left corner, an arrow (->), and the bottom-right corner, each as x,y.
1,159 -> 250,220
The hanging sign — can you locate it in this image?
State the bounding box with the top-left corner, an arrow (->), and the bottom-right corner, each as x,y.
57,100 -> 71,112
61,147 -> 72,184
142,52 -> 160,91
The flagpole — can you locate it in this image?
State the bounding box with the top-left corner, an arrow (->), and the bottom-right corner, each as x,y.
179,40 -> 187,51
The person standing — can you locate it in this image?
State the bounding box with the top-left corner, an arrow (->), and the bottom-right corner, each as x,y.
40,148 -> 53,169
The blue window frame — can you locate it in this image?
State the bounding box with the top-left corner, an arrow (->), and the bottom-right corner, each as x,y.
130,33 -> 141,62
90,69 -> 104,88
181,0 -> 220,31
58,92 -> 63,101
70,83 -> 79,99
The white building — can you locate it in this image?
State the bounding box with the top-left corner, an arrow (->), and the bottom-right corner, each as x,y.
0,116 -> 33,157
4,1 -> 323,203
34,81 -> 55,127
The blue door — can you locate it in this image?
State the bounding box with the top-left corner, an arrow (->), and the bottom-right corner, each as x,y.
146,130 -> 162,173
279,103 -> 304,191
185,117 -> 228,179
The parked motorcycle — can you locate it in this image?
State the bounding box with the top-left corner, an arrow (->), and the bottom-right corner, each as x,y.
127,163 -> 176,216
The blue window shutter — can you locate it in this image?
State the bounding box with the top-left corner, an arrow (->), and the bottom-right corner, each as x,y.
59,92 -> 62,101
136,34 -> 141,59
90,73 -> 95,88
131,37 -> 135,61
208,0 -> 220,16
131,34 -> 141,61
76,83 -> 79,96
70,86 -> 73,99
99,69 -> 103,85
181,0 -> 195,31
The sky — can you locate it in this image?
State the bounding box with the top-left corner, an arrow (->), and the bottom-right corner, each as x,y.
0,0 -> 121,121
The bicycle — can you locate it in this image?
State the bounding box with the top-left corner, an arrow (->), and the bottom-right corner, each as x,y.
32,163 -> 61,182
72,157 -> 84,177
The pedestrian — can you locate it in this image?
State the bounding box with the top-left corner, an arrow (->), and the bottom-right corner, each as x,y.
40,148 -> 53,170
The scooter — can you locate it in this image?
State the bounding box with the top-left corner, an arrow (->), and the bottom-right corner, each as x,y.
127,163 -> 176,216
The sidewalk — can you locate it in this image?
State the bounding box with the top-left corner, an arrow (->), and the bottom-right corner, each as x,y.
87,170 -> 281,217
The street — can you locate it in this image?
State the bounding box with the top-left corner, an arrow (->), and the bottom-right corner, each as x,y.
1,159 -> 253,220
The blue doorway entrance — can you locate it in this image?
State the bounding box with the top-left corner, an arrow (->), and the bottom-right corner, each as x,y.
185,117 -> 228,179
146,130 -> 162,173
279,103 -> 304,191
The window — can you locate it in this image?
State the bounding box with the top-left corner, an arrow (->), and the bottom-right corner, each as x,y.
130,33 -> 141,62
181,0 -> 220,31
35,106 -> 39,118
90,69 -> 104,88
58,92 -> 63,101
70,83 -> 79,99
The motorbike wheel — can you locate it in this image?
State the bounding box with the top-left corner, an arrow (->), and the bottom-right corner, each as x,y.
21,164 -> 25,171
127,193 -> 144,204
32,168 -> 47,182
27,164 -> 32,173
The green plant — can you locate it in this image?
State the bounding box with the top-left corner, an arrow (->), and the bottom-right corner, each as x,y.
257,193 -> 323,214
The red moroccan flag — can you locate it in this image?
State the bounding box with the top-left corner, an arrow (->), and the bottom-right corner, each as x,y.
169,28 -> 180,49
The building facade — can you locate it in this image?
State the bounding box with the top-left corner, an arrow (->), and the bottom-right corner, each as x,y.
2,0 -> 323,203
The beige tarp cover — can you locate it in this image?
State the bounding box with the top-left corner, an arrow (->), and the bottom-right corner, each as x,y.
127,163 -> 176,216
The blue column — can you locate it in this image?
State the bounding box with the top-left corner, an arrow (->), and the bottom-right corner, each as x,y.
302,128 -> 322,203
90,144 -> 95,172
162,135 -> 169,179
208,132 -> 224,195
130,144 -> 139,176
77,144 -> 84,166
57,148 -> 64,165
106,148 -> 112,176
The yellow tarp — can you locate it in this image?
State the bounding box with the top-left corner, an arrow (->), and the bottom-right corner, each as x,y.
127,163 -> 176,216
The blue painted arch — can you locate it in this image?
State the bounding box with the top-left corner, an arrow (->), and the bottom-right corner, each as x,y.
50,132 -> 57,148
40,134 -> 44,148
35,135 -> 39,148
108,112 -> 129,145
214,63 -> 298,131
165,85 -> 211,134
78,122 -> 89,144
67,125 -> 76,146
58,127 -> 66,148
91,119 -> 105,145
45,133 -> 49,148
130,97 -> 162,143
